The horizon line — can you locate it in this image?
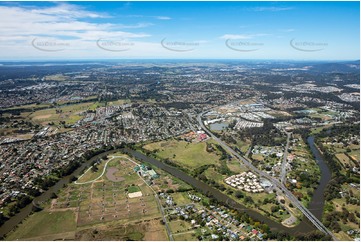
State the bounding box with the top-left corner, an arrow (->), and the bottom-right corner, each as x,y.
0,59 -> 359,63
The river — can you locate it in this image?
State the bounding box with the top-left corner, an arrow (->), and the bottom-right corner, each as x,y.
0,136 -> 331,238
306,136 -> 332,220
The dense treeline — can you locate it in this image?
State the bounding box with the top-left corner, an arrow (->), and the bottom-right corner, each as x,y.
238,119 -> 286,147
317,124 -> 359,139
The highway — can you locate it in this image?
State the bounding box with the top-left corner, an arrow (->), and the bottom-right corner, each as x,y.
197,111 -> 337,240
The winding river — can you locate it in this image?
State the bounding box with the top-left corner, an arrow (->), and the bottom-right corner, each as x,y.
306,136 -> 332,220
0,136 -> 331,238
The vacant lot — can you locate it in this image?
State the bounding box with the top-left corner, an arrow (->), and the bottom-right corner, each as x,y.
144,139 -> 221,169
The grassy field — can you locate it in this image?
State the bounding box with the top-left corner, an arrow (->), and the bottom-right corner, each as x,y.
173,232 -> 197,241
23,99 -> 133,126
235,139 -> 251,153
227,159 -> 245,174
310,125 -> 332,135
150,166 -> 193,192
204,167 -> 226,183
323,186 -> 360,241
128,186 -> 141,193
4,103 -> 53,111
335,153 -> 353,167
6,210 -> 76,240
335,231 -> 353,241
169,219 -> 194,234
77,159 -> 109,183
44,74 -> 68,81
171,192 -> 193,206
349,150 -> 360,162
27,101 -> 106,125
76,219 -> 167,241
251,154 -> 264,161
144,139 -> 221,169
108,99 -> 130,106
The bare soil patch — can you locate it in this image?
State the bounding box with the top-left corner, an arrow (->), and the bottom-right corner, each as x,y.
106,167 -> 125,182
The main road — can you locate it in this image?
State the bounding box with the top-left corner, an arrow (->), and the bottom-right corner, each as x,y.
196,111 -> 337,240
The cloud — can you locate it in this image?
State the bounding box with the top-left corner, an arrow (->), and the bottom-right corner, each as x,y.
0,3 -> 152,44
30,2 -> 110,19
118,23 -> 154,29
122,15 -> 171,20
248,6 -> 294,12
220,34 -> 268,40
279,28 -> 295,32
155,16 -> 171,20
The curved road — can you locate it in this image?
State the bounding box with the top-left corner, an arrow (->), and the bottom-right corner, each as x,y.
197,111 -> 336,240
74,156 -> 119,185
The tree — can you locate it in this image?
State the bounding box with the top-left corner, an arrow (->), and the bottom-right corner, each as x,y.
8,204 -> 19,216
235,191 -> 244,199
91,165 -> 98,172
18,195 -> 32,208
244,196 -> 254,204
0,213 -> 7,226
271,205 -> 279,213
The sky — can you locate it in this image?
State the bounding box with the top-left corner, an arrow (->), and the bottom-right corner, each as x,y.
0,1 -> 359,60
